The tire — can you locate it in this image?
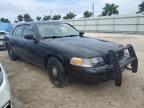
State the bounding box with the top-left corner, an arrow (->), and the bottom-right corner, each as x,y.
7,46 -> 19,61
47,57 -> 68,88
114,72 -> 122,87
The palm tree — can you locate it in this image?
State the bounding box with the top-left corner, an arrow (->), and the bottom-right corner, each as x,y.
23,14 -> 33,22
63,12 -> 76,19
83,11 -> 93,18
52,15 -> 61,20
14,20 -> 18,23
137,1 -> 144,13
101,3 -> 119,16
23,14 -> 29,22
17,15 -> 23,22
36,16 -> 41,21
42,15 -> 51,21
0,18 -> 10,23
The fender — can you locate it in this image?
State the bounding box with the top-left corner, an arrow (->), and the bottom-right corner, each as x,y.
44,53 -> 66,69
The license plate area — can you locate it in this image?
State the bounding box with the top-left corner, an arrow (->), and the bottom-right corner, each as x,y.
108,44 -> 138,86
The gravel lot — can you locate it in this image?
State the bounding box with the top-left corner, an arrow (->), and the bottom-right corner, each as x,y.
0,33 -> 144,108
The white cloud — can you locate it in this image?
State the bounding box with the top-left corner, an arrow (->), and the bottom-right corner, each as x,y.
0,0 -> 143,22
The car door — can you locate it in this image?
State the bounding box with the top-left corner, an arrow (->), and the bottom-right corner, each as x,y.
10,25 -> 24,57
22,24 -> 44,65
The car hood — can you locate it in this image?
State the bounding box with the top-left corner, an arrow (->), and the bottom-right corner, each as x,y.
44,36 -> 124,58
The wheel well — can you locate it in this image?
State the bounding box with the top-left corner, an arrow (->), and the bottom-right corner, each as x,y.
44,54 -> 65,69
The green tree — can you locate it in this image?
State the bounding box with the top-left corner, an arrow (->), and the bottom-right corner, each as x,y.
83,11 -> 93,18
42,15 -> 51,21
0,18 -> 5,22
137,1 -> 144,13
63,12 -> 76,19
0,18 -> 10,23
101,3 -> 119,16
36,16 -> 41,21
23,14 -> 33,22
52,15 -> 61,20
17,15 -> 23,22
14,20 -> 18,23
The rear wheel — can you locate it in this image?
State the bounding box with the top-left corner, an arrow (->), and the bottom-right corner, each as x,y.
47,57 -> 68,88
8,46 -> 19,60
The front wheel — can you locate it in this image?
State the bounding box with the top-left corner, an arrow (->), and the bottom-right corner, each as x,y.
47,57 -> 68,88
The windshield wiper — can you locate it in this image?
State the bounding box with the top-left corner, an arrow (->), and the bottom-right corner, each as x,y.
43,36 -> 63,39
43,35 -> 78,39
63,35 -> 78,37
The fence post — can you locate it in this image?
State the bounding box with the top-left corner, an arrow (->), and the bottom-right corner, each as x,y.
135,15 -> 140,34
113,17 -> 115,33
97,18 -> 99,32
73,20 -> 74,26
84,19 -> 86,32
95,18 -> 98,32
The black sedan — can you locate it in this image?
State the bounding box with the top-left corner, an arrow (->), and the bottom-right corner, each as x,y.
5,22 -> 138,87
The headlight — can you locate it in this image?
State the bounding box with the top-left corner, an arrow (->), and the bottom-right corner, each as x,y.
124,49 -> 130,57
70,57 -> 104,67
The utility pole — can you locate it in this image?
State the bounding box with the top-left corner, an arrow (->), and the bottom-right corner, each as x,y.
92,1 -> 95,17
50,10 -> 53,20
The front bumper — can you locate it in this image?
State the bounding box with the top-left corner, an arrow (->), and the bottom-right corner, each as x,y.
68,44 -> 138,86
0,64 -> 12,108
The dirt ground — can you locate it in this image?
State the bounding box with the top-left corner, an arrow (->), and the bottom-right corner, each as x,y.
0,33 -> 144,108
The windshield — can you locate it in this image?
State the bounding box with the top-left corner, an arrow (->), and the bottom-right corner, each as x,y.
36,23 -> 79,38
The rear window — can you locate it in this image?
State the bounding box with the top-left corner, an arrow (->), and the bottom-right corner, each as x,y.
13,26 -> 23,37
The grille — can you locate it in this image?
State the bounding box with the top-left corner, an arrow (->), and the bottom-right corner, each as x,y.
104,50 -> 124,64
116,51 -> 124,60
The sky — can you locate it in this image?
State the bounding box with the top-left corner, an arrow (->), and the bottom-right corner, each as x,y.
0,0 -> 143,22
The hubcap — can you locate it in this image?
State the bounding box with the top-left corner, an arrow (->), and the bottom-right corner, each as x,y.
9,48 -> 13,56
52,67 -> 58,77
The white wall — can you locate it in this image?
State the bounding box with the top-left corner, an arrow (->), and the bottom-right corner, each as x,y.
61,14 -> 144,33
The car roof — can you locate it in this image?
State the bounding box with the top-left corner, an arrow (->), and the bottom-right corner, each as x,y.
16,21 -> 63,26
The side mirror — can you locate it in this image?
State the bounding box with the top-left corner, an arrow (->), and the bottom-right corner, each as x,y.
24,34 -> 33,40
79,31 -> 84,36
